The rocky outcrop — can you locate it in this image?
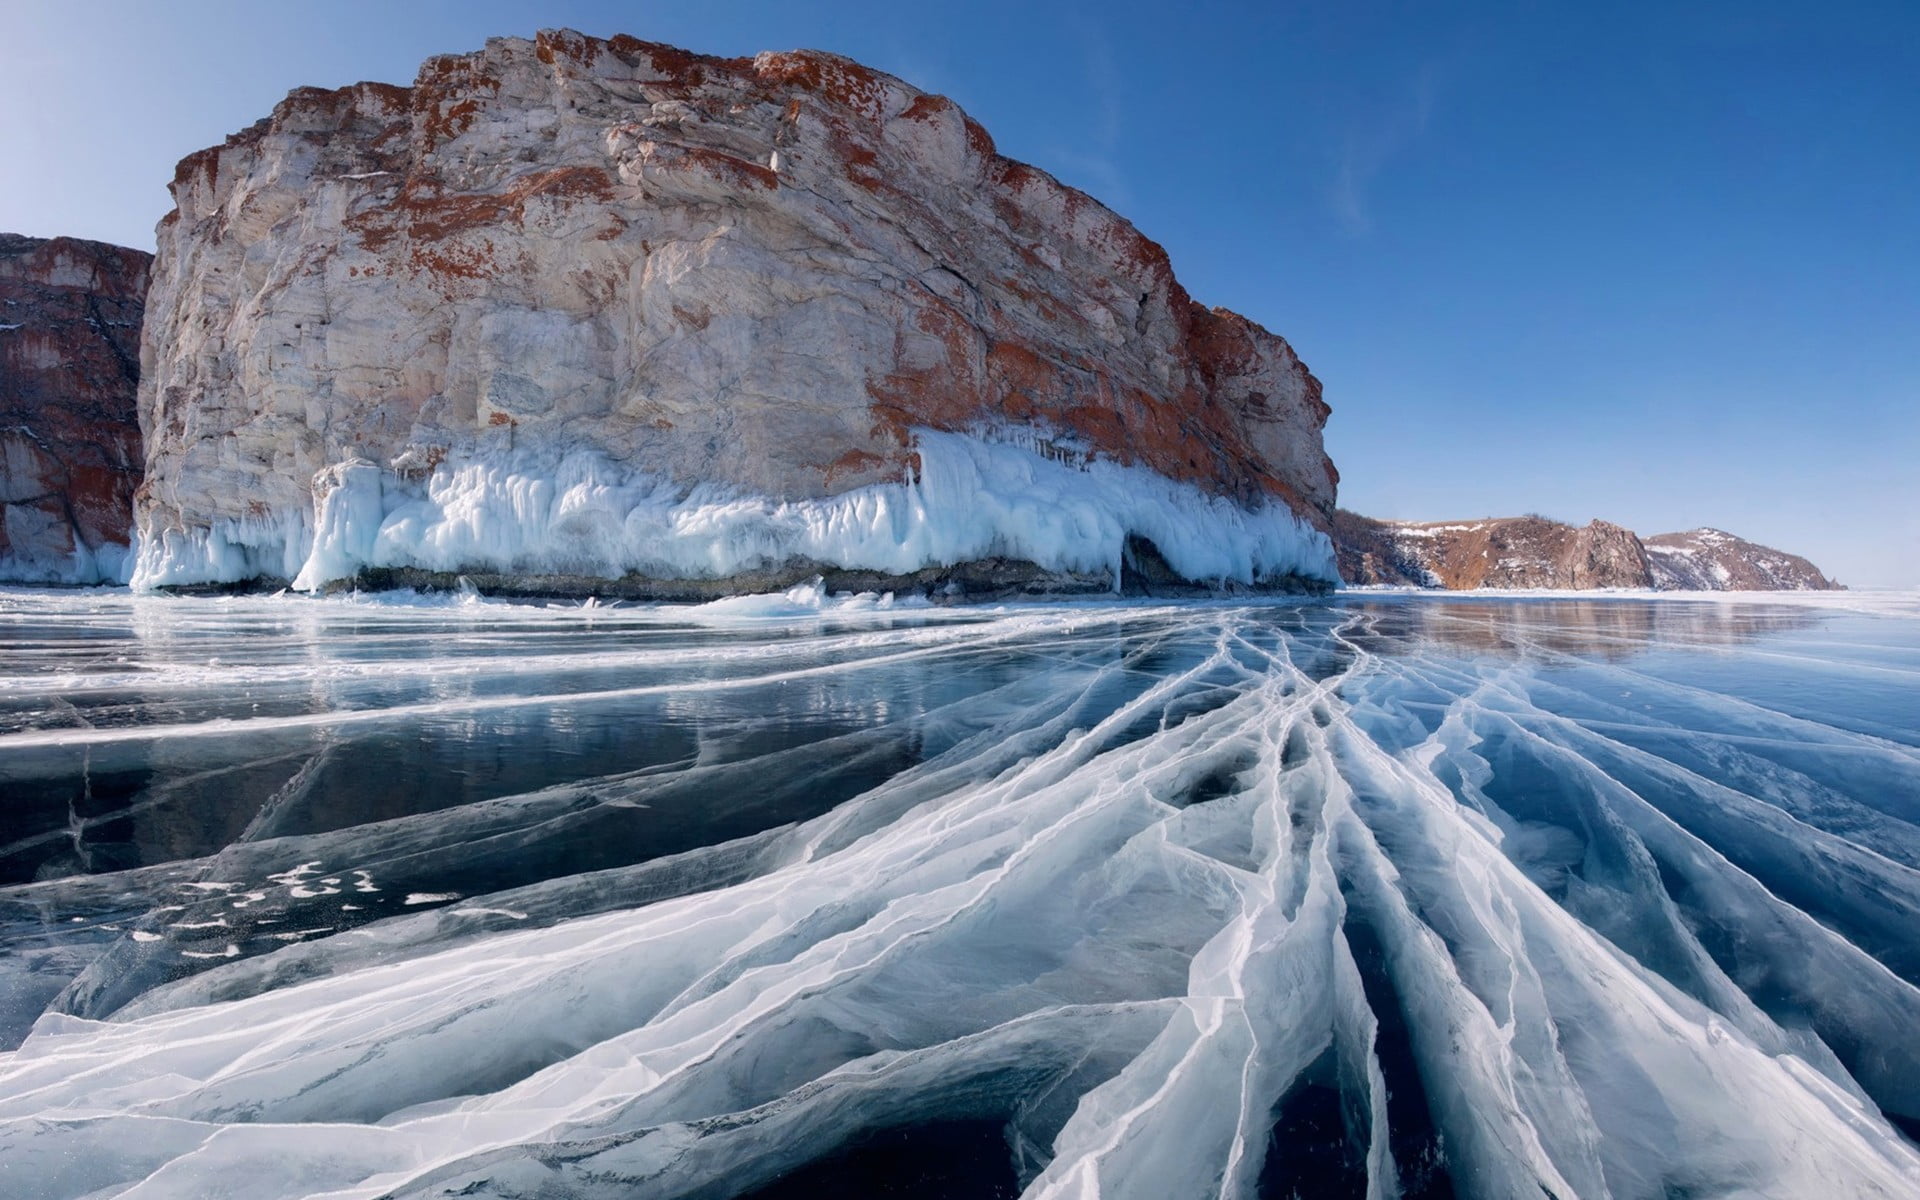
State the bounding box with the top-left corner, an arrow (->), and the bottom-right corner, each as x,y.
1332,511 -> 1841,591
1331,512 -> 1653,589
0,234 -> 150,583
132,30 -> 1336,595
1644,528 -> 1841,591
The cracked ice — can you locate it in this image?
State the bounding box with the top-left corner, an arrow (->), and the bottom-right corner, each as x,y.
1,587 -> 1918,1198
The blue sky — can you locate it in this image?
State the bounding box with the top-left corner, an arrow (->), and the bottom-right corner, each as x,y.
5,0 -> 1915,586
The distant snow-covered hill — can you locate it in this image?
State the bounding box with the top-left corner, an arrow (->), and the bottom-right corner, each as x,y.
1642,527 -> 1840,590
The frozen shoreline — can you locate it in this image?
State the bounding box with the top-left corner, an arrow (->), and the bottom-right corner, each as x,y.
125,430 -> 1339,597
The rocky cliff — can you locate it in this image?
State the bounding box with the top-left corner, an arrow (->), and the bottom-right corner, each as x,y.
1332,511 -> 1841,591
0,234 -> 150,583
132,30 -> 1337,596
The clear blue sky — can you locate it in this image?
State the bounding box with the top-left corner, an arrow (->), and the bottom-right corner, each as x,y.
5,0 -> 1915,586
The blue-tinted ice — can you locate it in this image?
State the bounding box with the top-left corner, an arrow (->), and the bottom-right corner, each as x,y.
1,586 -> 1917,1198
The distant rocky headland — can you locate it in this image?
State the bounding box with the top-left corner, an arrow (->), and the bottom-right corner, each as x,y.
0,30 -> 1841,597
1331,511 -> 1842,591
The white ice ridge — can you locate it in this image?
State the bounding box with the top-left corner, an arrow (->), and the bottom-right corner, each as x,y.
126,428 -> 1337,592
4,599 -> 1920,1198
0,536 -> 132,587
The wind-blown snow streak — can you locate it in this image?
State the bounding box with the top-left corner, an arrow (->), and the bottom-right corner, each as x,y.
126,430 -> 1337,592
1,590 -> 1918,1198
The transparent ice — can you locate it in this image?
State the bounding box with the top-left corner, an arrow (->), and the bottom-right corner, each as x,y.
1,587 -> 1918,1198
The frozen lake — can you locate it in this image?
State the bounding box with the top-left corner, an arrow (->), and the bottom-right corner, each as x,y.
1,585 -> 1918,1198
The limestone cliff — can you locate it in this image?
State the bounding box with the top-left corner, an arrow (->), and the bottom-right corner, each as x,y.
0,234 -> 150,583
1332,511 -> 1841,591
132,30 -> 1336,595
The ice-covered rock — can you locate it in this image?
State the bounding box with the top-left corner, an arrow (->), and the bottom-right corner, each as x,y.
0,234 -> 150,584
132,31 -> 1337,594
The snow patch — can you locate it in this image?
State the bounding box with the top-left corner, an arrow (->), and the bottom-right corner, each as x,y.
1388,522 -> 1490,538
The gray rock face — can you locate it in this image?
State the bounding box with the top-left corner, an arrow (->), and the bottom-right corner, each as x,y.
131,30 -> 1338,592
0,234 -> 151,583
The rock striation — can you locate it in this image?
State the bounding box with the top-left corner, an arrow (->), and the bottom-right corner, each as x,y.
1332,511 -> 1841,591
0,234 -> 150,583
132,30 -> 1337,596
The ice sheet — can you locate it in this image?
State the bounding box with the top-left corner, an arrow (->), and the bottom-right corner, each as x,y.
1,590 -> 1918,1197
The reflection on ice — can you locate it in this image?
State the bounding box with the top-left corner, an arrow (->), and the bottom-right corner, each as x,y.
1,587 -> 1918,1197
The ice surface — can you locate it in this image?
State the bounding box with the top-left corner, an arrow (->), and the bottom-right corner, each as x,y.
125,430 -> 1338,592
1,588 -> 1919,1197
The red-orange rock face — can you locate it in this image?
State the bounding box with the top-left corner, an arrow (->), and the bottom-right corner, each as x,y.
0,234 -> 150,582
136,30 -> 1335,586
1331,512 -> 1654,590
